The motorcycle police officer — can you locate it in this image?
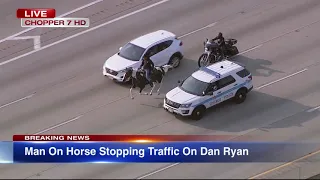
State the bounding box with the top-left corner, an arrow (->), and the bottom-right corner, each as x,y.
212,32 -> 226,56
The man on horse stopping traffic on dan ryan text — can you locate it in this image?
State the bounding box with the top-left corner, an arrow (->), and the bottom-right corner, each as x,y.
140,56 -> 155,86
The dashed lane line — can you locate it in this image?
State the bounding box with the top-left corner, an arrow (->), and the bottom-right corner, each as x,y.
255,68 -> 308,90
0,93 -> 35,110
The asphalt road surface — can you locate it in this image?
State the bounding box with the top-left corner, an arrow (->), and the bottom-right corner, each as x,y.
0,0 -> 319,179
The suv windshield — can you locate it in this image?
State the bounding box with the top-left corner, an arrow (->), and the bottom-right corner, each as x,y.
118,43 -> 145,61
180,76 -> 210,96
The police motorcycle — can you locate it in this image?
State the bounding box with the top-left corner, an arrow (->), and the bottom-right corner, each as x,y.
198,38 -> 239,67
224,38 -> 239,57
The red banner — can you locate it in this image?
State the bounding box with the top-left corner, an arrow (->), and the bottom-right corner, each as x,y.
13,135 -> 239,141
16,8 -> 55,18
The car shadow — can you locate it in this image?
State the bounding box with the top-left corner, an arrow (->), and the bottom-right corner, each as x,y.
154,55 -> 285,95
145,57 -> 317,132
116,56 -> 318,133
230,55 -> 284,77
172,91 -> 319,133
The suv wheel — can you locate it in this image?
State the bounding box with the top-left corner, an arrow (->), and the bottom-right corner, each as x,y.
234,89 -> 247,104
169,54 -> 181,68
191,106 -> 206,120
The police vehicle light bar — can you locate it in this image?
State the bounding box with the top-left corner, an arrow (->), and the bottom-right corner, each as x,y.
199,67 -> 221,78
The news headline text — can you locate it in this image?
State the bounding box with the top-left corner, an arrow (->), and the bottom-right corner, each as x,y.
24,146 -> 248,158
11,142 -> 317,163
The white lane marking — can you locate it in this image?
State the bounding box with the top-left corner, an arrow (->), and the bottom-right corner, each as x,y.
1,2 -> 317,68
0,93 -> 35,109
0,0 -> 170,67
136,163 -> 180,179
237,44 -> 263,55
10,36 -> 41,50
258,19 -> 320,46
307,105 -> 320,113
33,94 -> 134,134
34,115 -> 83,135
178,22 -> 217,38
255,68 -> 308,90
0,0 -> 103,44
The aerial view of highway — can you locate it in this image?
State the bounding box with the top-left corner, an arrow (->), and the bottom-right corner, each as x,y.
0,0 -> 319,179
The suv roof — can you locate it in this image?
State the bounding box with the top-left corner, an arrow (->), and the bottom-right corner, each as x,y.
192,60 -> 244,83
130,30 -> 176,48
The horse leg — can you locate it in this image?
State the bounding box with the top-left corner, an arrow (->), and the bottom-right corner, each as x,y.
149,82 -> 156,95
139,87 -> 142,95
139,86 -> 148,95
157,77 -> 164,95
130,87 -> 134,99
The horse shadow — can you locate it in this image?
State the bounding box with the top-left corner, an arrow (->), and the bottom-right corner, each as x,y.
230,55 -> 284,77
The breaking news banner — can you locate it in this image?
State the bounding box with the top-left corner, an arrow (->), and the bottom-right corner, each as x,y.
16,8 -> 89,28
0,135 -> 315,163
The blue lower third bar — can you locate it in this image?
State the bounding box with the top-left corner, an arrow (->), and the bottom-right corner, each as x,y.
0,141 -> 13,163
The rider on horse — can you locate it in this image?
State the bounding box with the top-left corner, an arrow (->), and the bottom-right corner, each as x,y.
139,56 -> 155,86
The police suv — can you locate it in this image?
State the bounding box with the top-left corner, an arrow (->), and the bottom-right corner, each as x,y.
163,60 -> 253,120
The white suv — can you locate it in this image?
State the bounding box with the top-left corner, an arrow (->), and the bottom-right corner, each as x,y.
163,60 -> 253,120
103,30 -> 184,82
